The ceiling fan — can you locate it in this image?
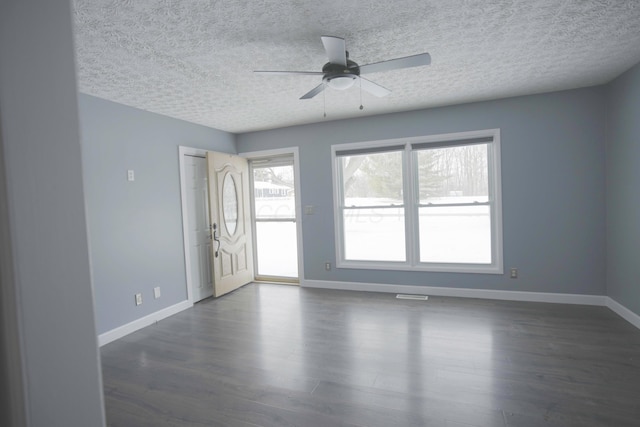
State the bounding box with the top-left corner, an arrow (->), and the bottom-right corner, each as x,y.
254,36 -> 431,100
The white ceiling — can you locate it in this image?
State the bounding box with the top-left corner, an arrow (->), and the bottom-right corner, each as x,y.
73,0 -> 640,134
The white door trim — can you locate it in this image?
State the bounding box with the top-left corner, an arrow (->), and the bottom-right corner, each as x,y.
178,146 -> 208,304
239,147 -> 305,282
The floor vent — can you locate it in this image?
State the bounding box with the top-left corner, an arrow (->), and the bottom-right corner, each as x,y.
396,294 -> 429,301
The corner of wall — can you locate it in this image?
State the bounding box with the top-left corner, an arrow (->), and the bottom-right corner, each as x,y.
606,297 -> 640,330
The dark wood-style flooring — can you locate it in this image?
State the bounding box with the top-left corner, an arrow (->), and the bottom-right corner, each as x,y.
101,283 -> 640,426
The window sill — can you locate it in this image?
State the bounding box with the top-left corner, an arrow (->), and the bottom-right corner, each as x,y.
336,260 -> 504,275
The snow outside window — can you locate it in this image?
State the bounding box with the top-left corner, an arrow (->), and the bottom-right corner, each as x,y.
332,129 -> 503,274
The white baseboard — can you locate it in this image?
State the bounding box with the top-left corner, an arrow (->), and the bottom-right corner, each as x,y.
98,300 -> 192,347
606,297 -> 640,329
301,280 -> 640,330
96,286 -> 640,347
301,279 -> 607,306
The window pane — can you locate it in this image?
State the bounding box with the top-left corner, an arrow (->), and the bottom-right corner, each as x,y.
417,144 -> 488,204
342,151 -> 403,207
419,205 -> 491,264
333,131 -> 501,272
253,165 -> 295,219
344,207 -> 405,261
255,221 -> 298,277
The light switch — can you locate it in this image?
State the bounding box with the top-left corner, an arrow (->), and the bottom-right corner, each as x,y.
304,205 -> 315,215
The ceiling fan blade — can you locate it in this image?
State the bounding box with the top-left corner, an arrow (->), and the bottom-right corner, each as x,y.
357,77 -> 391,97
321,36 -> 347,66
300,83 -> 326,99
254,70 -> 323,76
355,53 -> 431,75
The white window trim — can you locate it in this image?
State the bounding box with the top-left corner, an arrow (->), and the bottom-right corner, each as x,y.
332,129 -> 503,275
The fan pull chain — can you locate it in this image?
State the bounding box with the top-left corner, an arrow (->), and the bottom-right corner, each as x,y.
323,83 -> 327,118
359,78 -> 364,110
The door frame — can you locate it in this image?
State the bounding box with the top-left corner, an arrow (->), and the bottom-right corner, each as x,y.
180,146 -> 305,300
239,147 -> 305,283
178,145 -> 209,304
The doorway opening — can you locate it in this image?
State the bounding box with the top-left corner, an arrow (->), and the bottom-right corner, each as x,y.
250,154 -> 299,283
180,147 -> 302,302
179,147 -> 255,302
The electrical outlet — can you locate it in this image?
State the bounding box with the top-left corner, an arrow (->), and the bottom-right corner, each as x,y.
135,293 -> 143,305
325,262 -> 331,271
510,268 -> 518,279
127,170 -> 135,181
154,286 -> 161,299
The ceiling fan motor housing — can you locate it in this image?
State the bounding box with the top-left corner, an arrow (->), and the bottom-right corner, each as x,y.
322,59 -> 359,89
255,36 -> 430,99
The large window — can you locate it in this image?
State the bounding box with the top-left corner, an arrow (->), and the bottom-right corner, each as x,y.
332,129 -> 502,274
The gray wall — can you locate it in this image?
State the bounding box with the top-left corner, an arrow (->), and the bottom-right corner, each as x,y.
0,0 -> 105,425
237,88 -> 607,296
606,62 -> 640,315
78,94 -> 236,335
0,94 -> 27,427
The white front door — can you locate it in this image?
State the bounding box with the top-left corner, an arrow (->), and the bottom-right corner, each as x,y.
206,151 -> 254,297
185,155 -> 213,302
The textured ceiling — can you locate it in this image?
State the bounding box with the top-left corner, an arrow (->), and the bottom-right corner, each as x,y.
73,0 -> 640,134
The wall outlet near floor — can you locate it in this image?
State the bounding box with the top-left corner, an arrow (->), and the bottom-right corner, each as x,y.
325,262 -> 331,271
135,293 -> 143,306
154,286 -> 161,299
510,268 -> 518,279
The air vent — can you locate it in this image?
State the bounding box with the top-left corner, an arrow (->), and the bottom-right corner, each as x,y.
396,294 -> 429,300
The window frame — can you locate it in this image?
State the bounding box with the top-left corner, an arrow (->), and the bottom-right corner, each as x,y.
332,129 -> 503,274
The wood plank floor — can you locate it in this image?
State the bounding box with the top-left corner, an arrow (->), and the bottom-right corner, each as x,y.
101,283 -> 640,426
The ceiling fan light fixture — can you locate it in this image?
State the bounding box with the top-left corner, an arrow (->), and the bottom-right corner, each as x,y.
255,36 -> 430,100
327,75 -> 356,90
